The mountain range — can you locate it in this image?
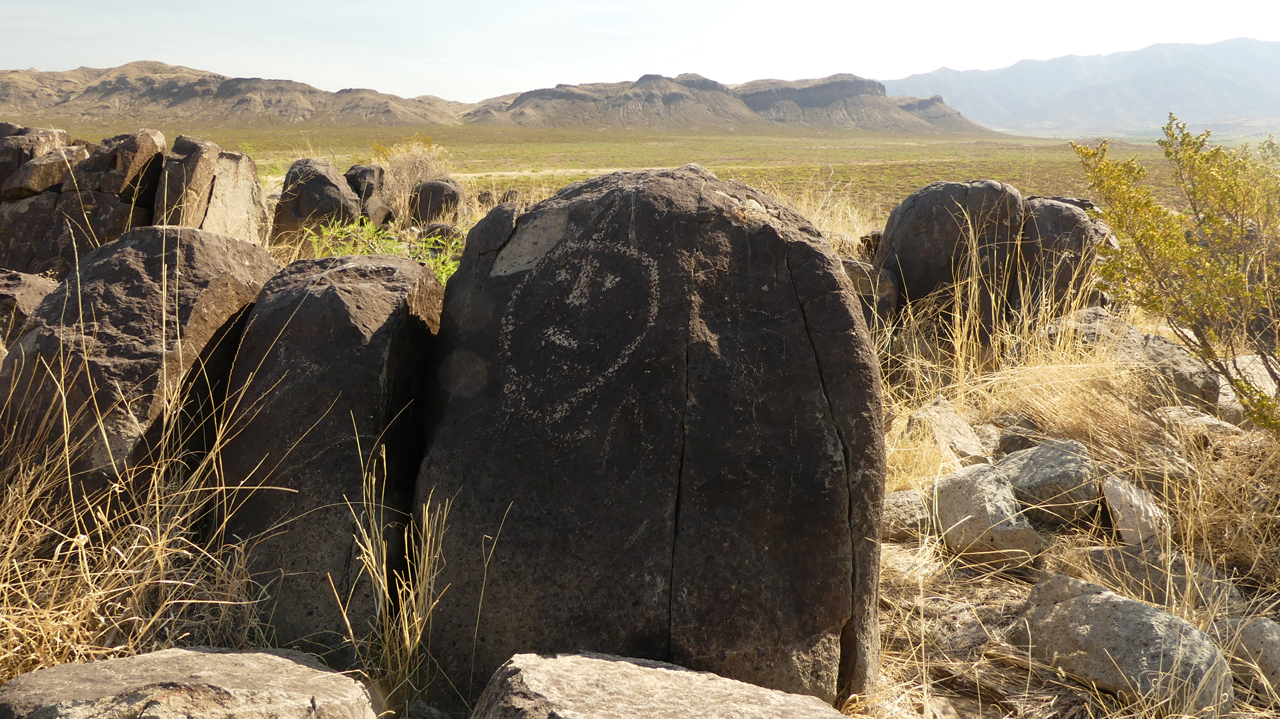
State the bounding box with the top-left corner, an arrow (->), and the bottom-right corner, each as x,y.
884,38 -> 1280,136
0,61 -> 985,134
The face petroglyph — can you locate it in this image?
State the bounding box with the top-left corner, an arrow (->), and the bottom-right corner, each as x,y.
500,236 -> 659,422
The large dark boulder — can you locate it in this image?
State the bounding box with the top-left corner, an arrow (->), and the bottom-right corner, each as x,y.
874,180 -> 1024,304
39,190 -> 153,277
222,255 -> 443,666
412,178 -> 465,223
0,227 -> 278,495
416,165 -> 885,710
344,164 -> 393,225
272,159 -> 361,240
62,129 -> 166,208
156,136 -> 270,244
1020,197 -> 1116,313
0,193 -> 60,274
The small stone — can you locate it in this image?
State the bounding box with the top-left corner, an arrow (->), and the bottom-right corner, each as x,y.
1101,475 -> 1167,548
882,489 -> 931,541
908,396 -> 990,466
933,464 -> 1041,568
997,438 -> 1098,526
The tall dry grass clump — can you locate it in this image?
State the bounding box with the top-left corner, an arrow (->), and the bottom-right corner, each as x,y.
375,136 -> 451,229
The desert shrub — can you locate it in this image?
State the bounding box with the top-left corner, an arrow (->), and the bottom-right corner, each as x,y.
1075,116 -> 1280,430
376,136 -> 450,228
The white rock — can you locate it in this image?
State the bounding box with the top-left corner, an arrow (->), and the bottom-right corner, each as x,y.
471,652 -> 847,719
1102,475 -> 1168,548
908,396 -> 990,466
1214,616 -> 1280,696
1009,573 -> 1233,716
882,489 -> 931,541
933,464 -> 1041,568
0,647 -> 375,719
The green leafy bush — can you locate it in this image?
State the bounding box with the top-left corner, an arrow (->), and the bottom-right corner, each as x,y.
1075,115 -> 1280,429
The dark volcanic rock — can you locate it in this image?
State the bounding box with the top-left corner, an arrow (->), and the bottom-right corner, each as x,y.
412,178 -> 465,223
0,193 -> 59,273
272,158 -> 361,239
222,255 -> 443,666
0,128 -> 69,187
0,145 -> 90,201
62,129 -> 166,207
0,271 -> 56,345
1021,197 -> 1116,312
416,165 -> 885,710
873,180 -> 1024,311
0,227 -> 278,494
155,135 -> 221,226
38,190 -> 152,277
344,164 -> 393,225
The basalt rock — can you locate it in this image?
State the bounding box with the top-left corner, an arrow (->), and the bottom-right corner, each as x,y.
344,164 -> 393,225
272,159 -> 360,239
156,136 -> 270,244
62,129 -> 165,208
0,227 -> 278,496
415,165 -> 885,710
412,178 -> 465,223
0,128 -> 70,187
0,145 -> 90,201
0,271 -> 56,346
222,255 -> 443,666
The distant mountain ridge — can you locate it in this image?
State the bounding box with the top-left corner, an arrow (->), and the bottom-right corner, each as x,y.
0,61 -> 989,134
883,38 -> 1280,136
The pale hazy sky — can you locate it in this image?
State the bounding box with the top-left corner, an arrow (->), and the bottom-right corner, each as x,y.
4,0 -> 1279,103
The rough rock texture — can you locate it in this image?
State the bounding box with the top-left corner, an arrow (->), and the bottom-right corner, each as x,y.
1155,405 -> 1244,444
0,227 -> 278,493
882,489 -> 931,541
272,158 -> 360,239
39,189 -> 152,276
156,135 -> 221,226
907,395 -> 989,466
1009,574 -> 1234,715
0,145 -> 90,201
1020,197 -> 1116,311
1046,308 -> 1220,411
1213,617 -> 1280,695
1076,546 -> 1242,609
0,193 -> 58,273
222,255 -> 442,666
62,129 -> 165,207
0,271 -> 56,345
873,180 -> 1024,306
0,128 -> 69,187
412,177 -> 465,223
471,653 -> 848,719
1101,475 -> 1167,548
156,136 -> 270,244
934,464 -> 1041,567
842,258 -> 896,329
998,439 -> 1098,526
201,150 -> 270,244
344,164 -> 392,225
415,165 -> 885,710
0,647 -> 376,719
1215,355 -> 1278,425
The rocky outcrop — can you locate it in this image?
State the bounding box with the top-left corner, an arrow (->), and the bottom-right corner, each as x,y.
1009,573 -> 1234,715
271,158 -> 360,240
0,227 -> 277,495
156,136 -> 270,244
0,128 -> 69,187
0,647 -> 376,719
415,165 -> 884,710
472,653 -> 848,719
0,145 -> 90,201
221,255 -> 443,666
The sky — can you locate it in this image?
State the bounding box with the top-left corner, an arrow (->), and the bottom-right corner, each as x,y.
4,0 -> 1280,103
